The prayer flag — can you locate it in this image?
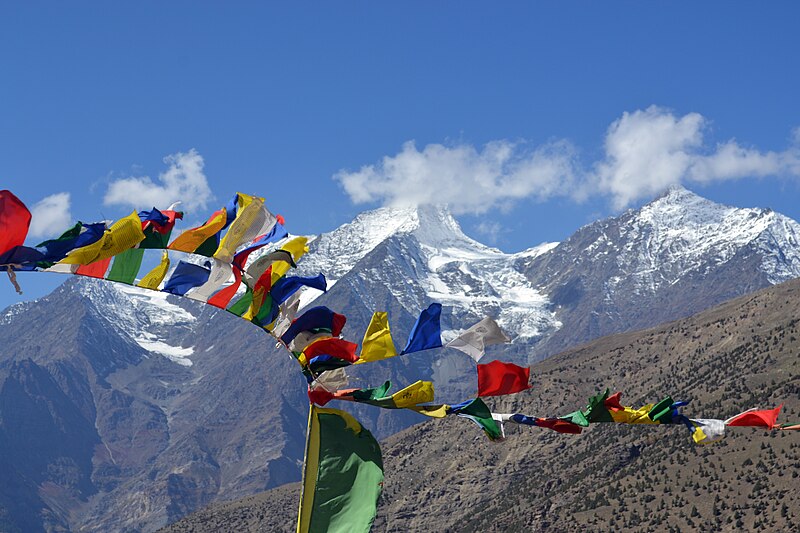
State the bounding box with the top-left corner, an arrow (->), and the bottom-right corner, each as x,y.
138,250 -> 170,290
450,398 -> 503,441
61,211 -> 145,265
445,317 -> 509,361
297,406 -> 383,533
162,261 -> 211,296
725,405 -> 782,428
281,307 -> 347,346
401,303 -> 443,355
0,190 -> 31,256
476,360 -> 530,397
168,208 -> 227,254
106,248 -> 145,285
357,312 -> 397,364
303,338 -> 360,364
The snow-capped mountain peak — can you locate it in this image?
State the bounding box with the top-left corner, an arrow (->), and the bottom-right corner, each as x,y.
300,204 -> 497,281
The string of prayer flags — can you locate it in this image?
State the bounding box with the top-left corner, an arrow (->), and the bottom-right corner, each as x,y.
60,211 -> 145,266
476,360 -> 531,397
400,303 -> 443,355
297,406 -> 383,533
446,316 -> 510,361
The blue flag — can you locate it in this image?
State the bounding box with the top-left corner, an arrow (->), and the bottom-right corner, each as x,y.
162,260 -> 211,296
401,303 -> 443,354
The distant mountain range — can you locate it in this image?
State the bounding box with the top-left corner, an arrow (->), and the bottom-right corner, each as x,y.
1,186 -> 799,532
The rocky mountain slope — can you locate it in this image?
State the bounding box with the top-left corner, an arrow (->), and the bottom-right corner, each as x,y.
163,277 -> 800,533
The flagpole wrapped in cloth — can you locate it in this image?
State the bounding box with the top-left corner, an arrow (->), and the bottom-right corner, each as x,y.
297,405 -> 384,533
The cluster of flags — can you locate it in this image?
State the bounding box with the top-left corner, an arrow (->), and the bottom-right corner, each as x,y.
1,189 -> 796,533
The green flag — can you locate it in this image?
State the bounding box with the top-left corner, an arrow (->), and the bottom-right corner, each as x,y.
106,248 -> 145,285
297,406 -> 383,533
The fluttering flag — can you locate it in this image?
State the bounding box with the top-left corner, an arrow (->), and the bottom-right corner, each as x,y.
162,260 -> 212,296
476,360 -> 531,397
0,190 -> 31,258
347,381 -> 435,410
187,259 -> 233,302
301,338 -> 360,364
168,208 -> 228,255
297,406 -> 383,533
60,211 -> 145,265
356,312 -> 397,364
281,306 -> 347,346
106,248 -> 145,285
725,405 -> 783,428
449,398 -> 504,441
232,222 -> 288,270
138,250 -> 171,290
207,267 -> 242,309
138,208 -> 183,249
271,274 -> 327,306
446,316 -> 510,362
76,257 -> 113,279
690,419 -> 726,444
400,303 -> 443,355
34,223 -> 106,267
214,193 -> 277,263
272,291 -> 302,338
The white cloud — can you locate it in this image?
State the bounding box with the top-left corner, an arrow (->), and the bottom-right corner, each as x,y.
593,106 -> 705,209
335,139 -> 579,215
335,106 -> 800,214
104,149 -> 213,212
28,192 -> 72,239
593,106 -> 800,208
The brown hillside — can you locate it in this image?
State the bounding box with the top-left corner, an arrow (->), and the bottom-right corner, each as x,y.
161,277 -> 800,533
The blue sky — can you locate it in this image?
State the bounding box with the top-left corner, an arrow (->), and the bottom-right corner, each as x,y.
2,2 -> 800,308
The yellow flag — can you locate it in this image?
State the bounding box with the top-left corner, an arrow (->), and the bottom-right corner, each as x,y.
271,236 -> 308,284
215,193 -> 275,263
356,312 -> 397,364
408,404 -> 449,418
610,404 -> 657,425
391,380 -> 434,408
168,208 -> 227,253
61,211 -> 145,265
137,250 -> 170,290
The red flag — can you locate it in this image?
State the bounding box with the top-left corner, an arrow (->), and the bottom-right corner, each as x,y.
536,418 -> 583,434
0,190 -> 31,255
477,360 -> 531,397
726,405 -> 782,428
76,257 -> 112,278
208,267 -> 242,309
604,392 -> 624,412
307,386 -> 334,406
303,337 -> 359,363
